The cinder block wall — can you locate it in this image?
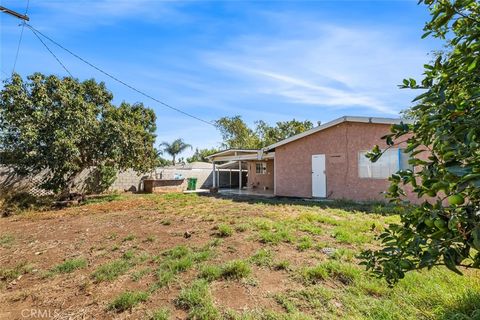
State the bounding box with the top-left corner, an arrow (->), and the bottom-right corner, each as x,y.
1,166 -> 245,195
110,169 -> 149,192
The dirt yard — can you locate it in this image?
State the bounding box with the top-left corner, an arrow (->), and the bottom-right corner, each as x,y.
1,193 -> 479,320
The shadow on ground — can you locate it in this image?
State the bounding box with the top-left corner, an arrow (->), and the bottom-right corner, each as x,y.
199,192 -> 413,216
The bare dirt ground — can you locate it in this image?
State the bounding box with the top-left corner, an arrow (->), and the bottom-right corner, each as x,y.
1,193 -> 479,320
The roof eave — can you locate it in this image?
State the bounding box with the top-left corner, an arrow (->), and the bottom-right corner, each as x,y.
264,116 -> 412,151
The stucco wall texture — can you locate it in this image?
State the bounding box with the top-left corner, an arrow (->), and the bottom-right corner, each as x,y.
246,160 -> 274,191
274,122 -> 405,201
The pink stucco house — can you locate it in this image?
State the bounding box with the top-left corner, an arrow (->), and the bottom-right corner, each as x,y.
208,116 -> 412,202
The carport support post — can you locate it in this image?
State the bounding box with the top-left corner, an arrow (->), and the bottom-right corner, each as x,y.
212,161 -> 216,188
238,161 -> 242,190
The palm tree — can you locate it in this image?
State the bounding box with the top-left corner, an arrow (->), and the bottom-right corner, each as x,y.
159,138 -> 192,165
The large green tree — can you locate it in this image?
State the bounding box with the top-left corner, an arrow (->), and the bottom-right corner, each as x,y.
256,119 -> 317,146
159,138 -> 192,165
215,116 -> 261,149
361,0 -> 480,285
215,116 -> 315,149
187,148 -> 219,163
0,73 -> 157,195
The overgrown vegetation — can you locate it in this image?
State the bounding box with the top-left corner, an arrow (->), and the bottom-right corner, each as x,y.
361,0 -> 480,284
0,192 -> 54,217
1,193 -> 479,319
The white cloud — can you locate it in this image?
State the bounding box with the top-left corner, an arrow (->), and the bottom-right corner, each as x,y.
204,19 -> 429,116
214,62 -> 397,114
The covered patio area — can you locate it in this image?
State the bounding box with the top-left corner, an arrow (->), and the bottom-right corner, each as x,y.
207,149 -> 275,195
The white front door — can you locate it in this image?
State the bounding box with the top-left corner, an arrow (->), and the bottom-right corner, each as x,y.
312,154 -> 326,198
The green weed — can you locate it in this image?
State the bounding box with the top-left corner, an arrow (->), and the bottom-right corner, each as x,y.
122,234 -> 135,242
52,257 -> 87,274
0,262 -> 35,282
217,224 -> 234,237
108,290 -> 149,312
149,308 -> 171,320
0,234 -> 14,248
92,259 -> 131,282
249,249 -> 274,267
175,279 -> 219,320
296,236 -> 313,251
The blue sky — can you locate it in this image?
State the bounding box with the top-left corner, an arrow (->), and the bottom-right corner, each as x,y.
1,0 -> 440,158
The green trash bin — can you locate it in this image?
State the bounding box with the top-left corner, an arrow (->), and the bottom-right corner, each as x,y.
187,177 -> 198,190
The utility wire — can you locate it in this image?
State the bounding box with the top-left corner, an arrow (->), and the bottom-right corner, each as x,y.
12,0 -> 30,74
25,24 -> 215,127
29,27 -> 73,77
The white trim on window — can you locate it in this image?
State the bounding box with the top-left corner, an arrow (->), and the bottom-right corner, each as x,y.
358,148 -> 402,179
255,162 -> 267,174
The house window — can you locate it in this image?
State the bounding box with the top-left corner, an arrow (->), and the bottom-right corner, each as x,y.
256,162 -> 267,174
358,148 -> 410,179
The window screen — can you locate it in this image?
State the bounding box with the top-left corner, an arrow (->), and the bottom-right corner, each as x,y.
256,162 -> 267,174
358,148 -> 403,179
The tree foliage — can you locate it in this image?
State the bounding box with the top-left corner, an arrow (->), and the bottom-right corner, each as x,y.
215,116 -> 261,149
215,116 -> 315,149
155,151 -> 172,167
256,119 -> 318,147
159,138 -> 192,165
187,148 -> 219,163
360,0 -> 480,285
0,73 -> 157,195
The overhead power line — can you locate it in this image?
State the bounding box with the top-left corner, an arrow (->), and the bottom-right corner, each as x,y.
29,27 -> 73,77
12,0 -> 31,73
25,24 -> 215,127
